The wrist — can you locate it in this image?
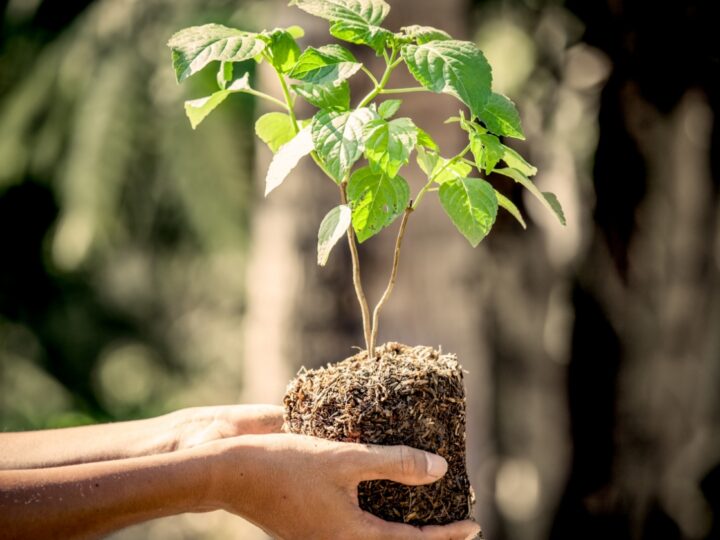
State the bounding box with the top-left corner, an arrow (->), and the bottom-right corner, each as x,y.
178,442 -> 228,514
202,434 -> 271,515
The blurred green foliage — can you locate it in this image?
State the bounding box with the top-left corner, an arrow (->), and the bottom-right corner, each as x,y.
0,0 -> 264,430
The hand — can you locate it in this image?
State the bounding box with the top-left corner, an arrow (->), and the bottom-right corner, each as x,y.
209,433 -> 481,540
0,404 -> 285,470
172,404 -> 284,450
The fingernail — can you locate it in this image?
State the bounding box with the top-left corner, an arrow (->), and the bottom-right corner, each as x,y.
424,452 -> 448,479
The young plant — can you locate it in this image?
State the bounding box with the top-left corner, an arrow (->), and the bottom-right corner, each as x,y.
168,0 -> 565,359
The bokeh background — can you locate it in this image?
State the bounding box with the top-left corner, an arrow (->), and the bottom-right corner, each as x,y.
1,0 -> 719,539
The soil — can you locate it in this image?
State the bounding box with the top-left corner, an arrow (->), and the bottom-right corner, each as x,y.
283,342 -> 475,527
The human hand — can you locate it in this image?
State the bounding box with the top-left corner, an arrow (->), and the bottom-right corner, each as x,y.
172,404 -> 284,450
207,433 -> 481,540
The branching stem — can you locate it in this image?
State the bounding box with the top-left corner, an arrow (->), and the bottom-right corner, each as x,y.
413,143 -> 472,210
361,65 -> 380,87
271,50 -> 417,359
368,206 -> 413,358
357,48 -> 400,108
340,181 -> 373,352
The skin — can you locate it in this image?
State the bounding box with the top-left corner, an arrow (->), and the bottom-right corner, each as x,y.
0,405 -> 481,539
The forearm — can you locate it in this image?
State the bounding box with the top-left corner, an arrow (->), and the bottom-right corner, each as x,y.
0,405 -> 284,470
0,413 -> 181,470
0,445 -> 220,540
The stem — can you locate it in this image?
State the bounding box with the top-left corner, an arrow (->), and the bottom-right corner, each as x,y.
412,143 -> 472,210
309,152 -> 336,182
340,182 -> 373,353
241,88 -> 289,111
368,206 -> 413,358
361,65 -> 380,87
269,64 -> 338,184
379,86 -> 427,95
275,70 -> 299,132
357,48 -> 400,108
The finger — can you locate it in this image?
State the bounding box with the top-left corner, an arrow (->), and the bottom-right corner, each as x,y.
229,405 -> 284,434
362,511 -> 432,540
363,512 -> 481,540
351,444 -> 448,485
419,520 -> 483,540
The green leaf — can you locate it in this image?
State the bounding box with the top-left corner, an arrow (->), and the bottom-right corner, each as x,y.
311,107 -> 377,182
329,20 -> 392,53
290,0 -> 391,53
469,133 -> 483,169
378,99 -> 402,119
347,167 -> 409,242
470,132 -> 504,175
255,112 -> 296,153
417,151 -> 472,184
168,24 -> 265,82
416,127 -> 438,150
494,168 -> 566,225
184,74 -> 251,129
416,146 -> 438,176
294,81 -> 350,111
289,45 -> 362,85
501,145 -> 537,176
541,192 -> 566,226
401,40 -> 492,117
317,204 -> 352,266
434,159 -> 472,184
265,126 -> 314,196
286,25 -> 306,39
439,177 -> 498,247
185,93 -> 229,129
290,0 -> 390,26
263,29 -> 301,73
217,61 -> 233,89
363,117 -> 418,177
479,92 -> 525,139
400,25 -> 451,44
495,191 -> 527,229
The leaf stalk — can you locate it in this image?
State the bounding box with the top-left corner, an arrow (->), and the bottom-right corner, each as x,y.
275,68 -> 299,132
379,86 -> 426,95
242,88 -> 290,111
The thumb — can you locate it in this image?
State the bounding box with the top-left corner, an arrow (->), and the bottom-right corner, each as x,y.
354,444 -> 448,486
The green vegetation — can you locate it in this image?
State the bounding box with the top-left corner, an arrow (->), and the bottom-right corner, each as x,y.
168,0 -> 565,358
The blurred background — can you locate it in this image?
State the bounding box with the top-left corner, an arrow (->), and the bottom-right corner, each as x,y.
1,0 -> 718,538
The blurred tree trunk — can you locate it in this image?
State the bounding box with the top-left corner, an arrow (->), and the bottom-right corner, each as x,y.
548,2 -> 720,540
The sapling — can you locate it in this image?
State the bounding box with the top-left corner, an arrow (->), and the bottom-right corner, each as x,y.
168,0 -> 565,527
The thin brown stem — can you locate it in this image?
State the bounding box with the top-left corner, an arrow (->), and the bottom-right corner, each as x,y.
368,205 -> 413,358
340,182 -> 372,354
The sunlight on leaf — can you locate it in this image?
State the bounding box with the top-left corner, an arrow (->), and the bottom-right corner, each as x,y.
317,204 -> 352,265
265,126 -> 314,196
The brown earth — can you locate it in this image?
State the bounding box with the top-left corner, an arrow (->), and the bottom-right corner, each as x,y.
283,342 -> 475,526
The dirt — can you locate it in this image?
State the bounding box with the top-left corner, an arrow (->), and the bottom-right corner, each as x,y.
283,342 -> 475,526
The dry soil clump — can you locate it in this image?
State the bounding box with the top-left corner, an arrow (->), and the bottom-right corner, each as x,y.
283,342 -> 475,526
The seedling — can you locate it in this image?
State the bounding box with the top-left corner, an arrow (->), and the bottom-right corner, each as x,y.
168,0 -> 565,526
168,0 -> 565,361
